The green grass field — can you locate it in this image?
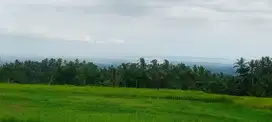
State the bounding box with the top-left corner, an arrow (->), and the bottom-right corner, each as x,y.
0,84 -> 272,122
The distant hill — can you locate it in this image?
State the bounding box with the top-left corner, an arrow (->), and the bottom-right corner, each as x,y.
88,56 -> 236,75
0,55 -> 236,75
183,61 -> 235,75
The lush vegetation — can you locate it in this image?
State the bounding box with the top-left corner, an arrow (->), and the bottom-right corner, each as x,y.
1,84 -> 272,122
0,57 -> 272,97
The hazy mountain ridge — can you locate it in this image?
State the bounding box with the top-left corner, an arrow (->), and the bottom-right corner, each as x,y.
0,55 -> 236,75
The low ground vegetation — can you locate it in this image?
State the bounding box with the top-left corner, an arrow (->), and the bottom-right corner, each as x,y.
0,84 -> 272,122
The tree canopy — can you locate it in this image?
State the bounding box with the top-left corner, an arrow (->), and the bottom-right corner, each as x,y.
0,57 -> 272,97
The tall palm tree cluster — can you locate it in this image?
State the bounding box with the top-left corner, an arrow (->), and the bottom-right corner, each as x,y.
0,57 -> 272,97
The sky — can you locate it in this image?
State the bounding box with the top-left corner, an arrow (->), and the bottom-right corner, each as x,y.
0,0 -> 272,60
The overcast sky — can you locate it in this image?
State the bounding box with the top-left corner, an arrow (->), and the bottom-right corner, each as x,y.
0,0 -> 271,59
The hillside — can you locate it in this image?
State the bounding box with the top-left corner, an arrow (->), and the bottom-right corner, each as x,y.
0,84 -> 272,122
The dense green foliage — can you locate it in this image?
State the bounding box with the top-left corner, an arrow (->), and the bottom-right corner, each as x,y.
1,84 -> 272,122
0,57 -> 272,97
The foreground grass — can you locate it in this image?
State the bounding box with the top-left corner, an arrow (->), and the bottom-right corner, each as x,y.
0,84 -> 272,122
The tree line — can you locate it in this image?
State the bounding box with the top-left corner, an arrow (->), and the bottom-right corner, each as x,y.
0,57 -> 272,97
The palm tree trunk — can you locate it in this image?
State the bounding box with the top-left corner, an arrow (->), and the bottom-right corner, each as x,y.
48,76 -> 53,85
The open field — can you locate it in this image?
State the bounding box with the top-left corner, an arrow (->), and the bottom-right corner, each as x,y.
0,84 -> 272,122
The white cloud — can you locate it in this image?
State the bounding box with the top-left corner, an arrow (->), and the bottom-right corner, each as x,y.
0,0 -> 272,59
108,39 -> 125,44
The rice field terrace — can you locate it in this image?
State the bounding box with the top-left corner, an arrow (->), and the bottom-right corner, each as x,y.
0,83 -> 272,122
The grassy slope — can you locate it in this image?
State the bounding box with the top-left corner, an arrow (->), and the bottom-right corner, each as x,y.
0,84 -> 272,122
